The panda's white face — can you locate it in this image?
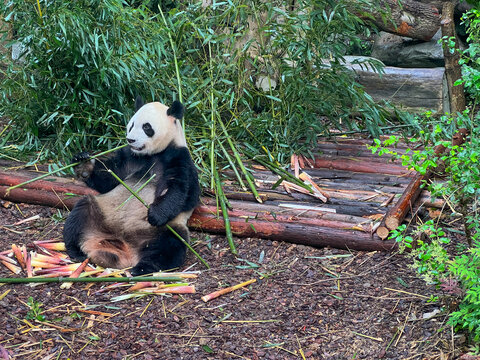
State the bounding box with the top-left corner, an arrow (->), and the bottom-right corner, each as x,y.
126,102 -> 185,155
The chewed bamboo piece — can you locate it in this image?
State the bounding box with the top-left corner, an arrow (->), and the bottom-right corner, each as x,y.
152,271 -> 199,279
11,244 -> 26,269
31,252 -> 70,265
128,281 -> 162,292
61,258 -> 90,289
298,172 -> 329,202
138,285 -> 196,294
0,254 -> 16,265
34,241 -> 66,251
0,241 -> 198,300
26,252 -> 33,278
202,279 -> 256,302
0,259 -> 21,274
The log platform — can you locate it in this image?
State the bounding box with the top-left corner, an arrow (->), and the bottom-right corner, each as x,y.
0,137 -> 440,252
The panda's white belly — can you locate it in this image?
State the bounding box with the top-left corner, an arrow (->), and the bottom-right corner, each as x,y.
95,180 -> 156,235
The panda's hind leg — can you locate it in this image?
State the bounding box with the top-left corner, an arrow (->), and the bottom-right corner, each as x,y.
131,225 -> 187,276
63,196 -> 93,261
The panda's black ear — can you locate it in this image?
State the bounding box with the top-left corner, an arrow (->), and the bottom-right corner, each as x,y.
167,100 -> 184,120
135,96 -> 145,112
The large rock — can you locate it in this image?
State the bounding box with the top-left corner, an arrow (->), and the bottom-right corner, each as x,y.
371,30 -> 444,68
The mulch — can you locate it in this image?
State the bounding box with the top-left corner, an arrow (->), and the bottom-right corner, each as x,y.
0,200 -> 468,360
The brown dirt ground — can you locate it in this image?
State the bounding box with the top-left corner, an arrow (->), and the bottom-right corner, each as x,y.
0,200 -> 470,360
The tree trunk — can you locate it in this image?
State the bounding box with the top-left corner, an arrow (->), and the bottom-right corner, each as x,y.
441,1 -> 466,115
355,0 -> 441,41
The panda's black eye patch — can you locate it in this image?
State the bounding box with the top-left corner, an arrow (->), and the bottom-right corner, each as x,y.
142,123 -> 154,137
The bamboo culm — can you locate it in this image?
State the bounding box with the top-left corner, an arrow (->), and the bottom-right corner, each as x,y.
0,276 -> 185,284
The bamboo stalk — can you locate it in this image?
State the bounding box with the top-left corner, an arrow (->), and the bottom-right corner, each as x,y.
26,252 -> 33,278
11,244 -> 26,270
217,118 -> 263,203
148,285 -> 195,294
158,6 -> 182,104
1,260 -> 21,274
219,141 -> 247,191
0,276 -> 186,284
202,279 -> 256,302
214,169 -> 236,254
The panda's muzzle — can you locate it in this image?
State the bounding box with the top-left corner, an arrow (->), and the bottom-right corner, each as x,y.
129,144 -> 145,152
126,138 -> 145,152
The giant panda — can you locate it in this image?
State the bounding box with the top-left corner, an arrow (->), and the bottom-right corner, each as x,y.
63,97 -> 200,275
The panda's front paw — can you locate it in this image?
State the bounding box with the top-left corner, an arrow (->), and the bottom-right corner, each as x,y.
72,151 -> 95,180
65,247 -> 88,263
148,205 -> 168,227
131,262 -> 158,276
72,151 -> 91,163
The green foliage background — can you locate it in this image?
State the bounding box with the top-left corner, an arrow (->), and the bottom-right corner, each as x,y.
0,0 -> 393,171
373,5 -> 480,344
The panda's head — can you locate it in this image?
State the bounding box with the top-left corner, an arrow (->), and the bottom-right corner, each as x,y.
126,97 -> 186,155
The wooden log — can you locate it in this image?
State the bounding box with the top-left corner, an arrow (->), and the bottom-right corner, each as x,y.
383,126 -> 468,231
352,65 -> 446,113
200,197 -> 372,225
195,204 -> 372,231
0,173 -> 97,196
222,170 -> 443,211
376,225 -> 391,240
313,150 -> 406,162
384,174 -> 427,230
316,137 -> 417,148
0,185 -> 80,210
290,168 -> 414,185
189,212 -> 397,251
300,155 -> 414,176
354,0 -> 441,41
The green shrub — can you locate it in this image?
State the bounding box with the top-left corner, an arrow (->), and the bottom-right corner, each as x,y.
370,5 -> 480,336
0,0 -> 394,168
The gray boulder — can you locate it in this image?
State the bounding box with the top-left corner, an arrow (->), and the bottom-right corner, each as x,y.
371,30 -> 444,68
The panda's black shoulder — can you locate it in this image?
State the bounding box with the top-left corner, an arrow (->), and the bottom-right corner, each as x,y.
155,143 -> 194,166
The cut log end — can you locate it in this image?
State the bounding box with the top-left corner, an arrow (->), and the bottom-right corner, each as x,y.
376,226 -> 390,241
385,217 -> 401,231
